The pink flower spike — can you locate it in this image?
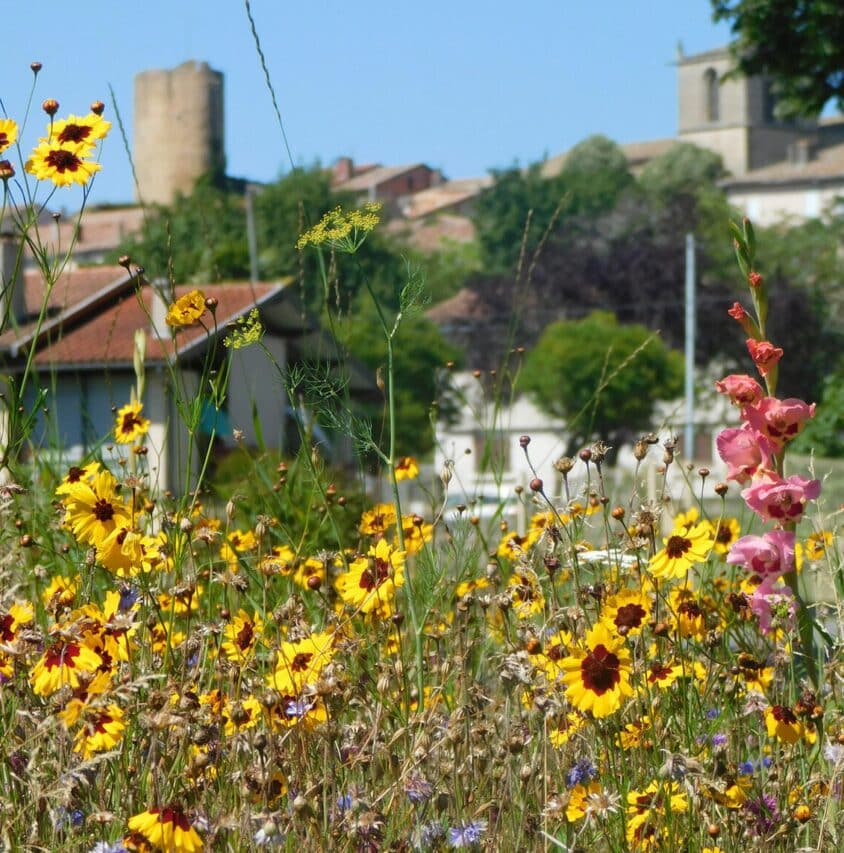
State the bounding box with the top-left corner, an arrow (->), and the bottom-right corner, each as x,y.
728,302 -> 755,336
716,426 -> 774,484
715,374 -> 764,407
746,339 -> 783,378
748,271 -> 764,288
741,472 -> 821,523
749,583 -> 796,635
743,397 -> 816,452
726,530 -> 796,580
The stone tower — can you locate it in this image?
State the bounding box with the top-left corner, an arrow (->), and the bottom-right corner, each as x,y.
134,61 -> 225,205
677,47 -> 814,176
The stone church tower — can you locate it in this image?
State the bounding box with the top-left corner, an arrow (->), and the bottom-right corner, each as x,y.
677,47 -> 815,176
134,61 -> 225,205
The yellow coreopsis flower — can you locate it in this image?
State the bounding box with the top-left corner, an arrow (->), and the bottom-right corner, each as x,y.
508,569 -> 545,619
62,469 -> 131,548
72,702 -> 126,759
165,289 -> 206,328
268,630 -> 336,696
220,610 -> 263,662
765,705 -> 803,744
566,781 -> 603,822
30,641 -> 102,696
600,588 -> 652,637
394,456 -> 419,481
336,539 -> 406,615
45,112 -> 110,150
128,805 -> 203,852
114,401 -> 150,444
560,622 -> 633,718
0,118 -> 18,153
25,140 -> 101,187
358,502 -> 397,536
649,521 -> 715,581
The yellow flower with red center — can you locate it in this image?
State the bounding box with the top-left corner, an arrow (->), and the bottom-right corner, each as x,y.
97,527 -> 166,577
507,570 -> 545,619
649,522 -> 715,581
158,585 -> 201,615
600,588 -> 652,637
219,528 -> 257,570
358,502 -> 397,536
497,529 -> 541,560
259,544 -> 296,576
72,702 -> 126,759
560,622 -> 633,718
528,629 -> 572,683
0,601 -> 34,643
62,469 -> 131,548
165,289 -> 206,328
0,119 -> 18,153
804,529 -> 834,561
617,716 -> 651,749
55,461 -> 101,497
128,804 -> 203,852
397,514 -> 433,555
114,401 -> 150,444
765,704 -> 803,744
268,630 -> 336,695
25,139 -> 102,187
706,516 -> 741,555
222,695 -> 263,736
646,660 -> 685,690
336,539 -> 405,615
701,774 -> 751,808
394,456 -> 419,481
30,640 -> 102,696
44,112 -> 110,151
455,577 -> 490,598
625,780 -> 688,849
41,574 -> 79,609
220,610 -> 263,662
264,693 -> 329,731
293,556 -> 327,590
669,588 -> 708,638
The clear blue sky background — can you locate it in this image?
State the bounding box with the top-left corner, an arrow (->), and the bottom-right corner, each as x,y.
2,1 -> 733,206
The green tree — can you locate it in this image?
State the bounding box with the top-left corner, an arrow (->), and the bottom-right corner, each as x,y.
559,134 -> 634,217
519,311 -> 684,453
712,1 -> 844,116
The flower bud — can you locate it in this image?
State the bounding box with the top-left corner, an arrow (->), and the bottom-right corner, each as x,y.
30,61 -> 43,74
90,100 -> 105,116
42,98 -> 59,116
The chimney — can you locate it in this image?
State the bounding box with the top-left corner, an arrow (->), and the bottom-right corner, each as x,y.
334,156 -> 354,184
0,231 -> 27,327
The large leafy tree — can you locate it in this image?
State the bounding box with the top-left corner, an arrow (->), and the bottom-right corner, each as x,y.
520,311 -> 684,453
712,1 -> 844,116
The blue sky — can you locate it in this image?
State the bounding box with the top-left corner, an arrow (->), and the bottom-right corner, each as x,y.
2,1 -> 733,205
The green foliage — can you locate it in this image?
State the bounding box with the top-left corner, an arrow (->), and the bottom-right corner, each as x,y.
793,368 -> 844,457
558,134 -> 635,217
520,311 -> 684,451
338,309 -> 460,457
712,0 -> 844,116
639,143 -> 726,201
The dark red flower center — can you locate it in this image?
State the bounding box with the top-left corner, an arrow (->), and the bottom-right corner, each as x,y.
678,600 -> 702,618
716,523 -> 733,544
120,412 -> 142,433
45,148 -> 82,173
580,644 -> 621,695
360,557 -> 390,591
67,466 -> 85,483
0,133 -> 9,147
772,705 -> 798,724
0,613 -> 15,642
93,498 -> 115,522
648,663 -> 674,683
291,651 -> 313,672
614,603 -> 646,630
57,124 -> 93,144
155,805 -> 191,831
236,621 -> 254,650
44,642 -> 80,670
666,535 -> 691,558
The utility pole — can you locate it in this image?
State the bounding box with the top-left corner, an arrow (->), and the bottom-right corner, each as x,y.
245,183 -> 260,287
685,233 -> 696,461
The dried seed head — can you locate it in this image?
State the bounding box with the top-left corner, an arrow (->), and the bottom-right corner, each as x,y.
553,456 -> 574,474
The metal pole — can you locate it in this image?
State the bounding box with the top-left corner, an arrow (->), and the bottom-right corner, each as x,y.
684,233 -> 696,460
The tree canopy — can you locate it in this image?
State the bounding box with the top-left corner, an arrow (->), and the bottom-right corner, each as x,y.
712,0 -> 844,116
520,311 -> 684,452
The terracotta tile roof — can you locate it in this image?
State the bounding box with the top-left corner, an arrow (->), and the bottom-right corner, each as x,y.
24,264 -> 129,316
398,177 -> 493,219
426,287 -> 500,324
333,164 -> 429,193
385,214 -> 476,251
27,281 -> 283,368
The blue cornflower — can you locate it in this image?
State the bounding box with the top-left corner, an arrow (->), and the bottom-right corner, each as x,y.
711,733 -> 728,747
117,584 -> 139,611
89,844 -> 129,853
738,759 -> 756,775
404,776 -> 434,804
706,708 -> 721,720
566,758 -> 597,788
337,793 -> 354,813
447,819 -> 487,848
55,807 -> 84,830
415,821 -> 446,850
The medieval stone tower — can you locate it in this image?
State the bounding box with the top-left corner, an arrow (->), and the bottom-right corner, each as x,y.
677,47 -> 814,176
134,61 -> 225,205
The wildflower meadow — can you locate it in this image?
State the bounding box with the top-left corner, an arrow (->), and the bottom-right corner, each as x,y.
0,50 -> 843,853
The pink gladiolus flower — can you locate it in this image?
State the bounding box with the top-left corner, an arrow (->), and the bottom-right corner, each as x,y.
715,374 -> 764,408
728,302 -> 755,336
716,426 -> 774,484
741,472 -> 821,523
743,397 -> 815,451
746,339 -> 783,378
726,530 -> 795,580
749,582 -> 796,635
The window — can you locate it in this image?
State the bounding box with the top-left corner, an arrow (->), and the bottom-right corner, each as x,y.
704,68 -> 719,123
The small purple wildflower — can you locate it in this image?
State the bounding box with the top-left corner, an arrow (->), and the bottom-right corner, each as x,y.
447,819 -> 487,848
117,585 -> 139,611
88,844 -> 129,853
711,733 -> 728,747
404,776 -> 434,804
706,708 -> 721,720
337,793 -> 354,813
415,821 -> 445,850
739,760 -> 756,776
566,758 -> 597,788
743,793 -> 780,837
